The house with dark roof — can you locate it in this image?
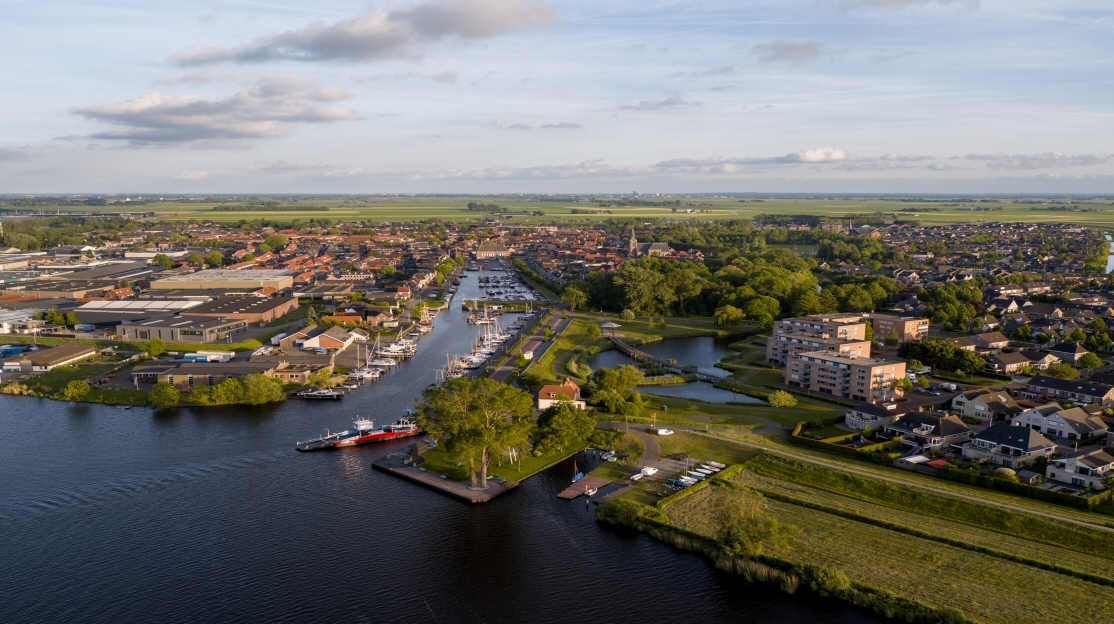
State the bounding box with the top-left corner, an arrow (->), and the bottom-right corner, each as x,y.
1012,404 -> 1108,441
985,352 -> 1032,375
1021,376 -> 1114,406
1048,341 -> 1089,364
844,402 -> 910,431
962,422 -> 1056,468
944,336 -> 977,351
1046,449 -> 1114,489
883,411 -> 973,452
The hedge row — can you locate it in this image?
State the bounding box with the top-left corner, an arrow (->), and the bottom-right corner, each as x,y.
937,465 -> 1114,511
749,484 -> 1114,588
789,419 -> 899,466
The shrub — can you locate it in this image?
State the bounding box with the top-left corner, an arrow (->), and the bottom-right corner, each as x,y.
767,390 -> 797,408
620,309 -> 635,321
63,380 -> 91,402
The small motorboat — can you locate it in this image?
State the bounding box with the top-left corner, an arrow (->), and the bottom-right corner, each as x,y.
585,487 -> 598,497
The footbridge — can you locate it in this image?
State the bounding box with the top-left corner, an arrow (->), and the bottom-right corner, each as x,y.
608,337 -> 727,383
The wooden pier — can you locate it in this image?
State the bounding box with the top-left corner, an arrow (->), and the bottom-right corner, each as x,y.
608,337 -> 725,382
557,476 -> 611,499
372,452 -> 517,504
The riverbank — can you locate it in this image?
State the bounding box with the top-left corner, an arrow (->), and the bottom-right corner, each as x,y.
598,431 -> 1114,624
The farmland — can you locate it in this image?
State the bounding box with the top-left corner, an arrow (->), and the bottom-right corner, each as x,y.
8,195 -> 1114,227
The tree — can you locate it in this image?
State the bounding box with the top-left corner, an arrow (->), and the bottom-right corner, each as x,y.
514,353 -> 529,368
418,377 -> 535,489
544,326 -> 554,341
150,383 -> 180,408
242,253 -> 256,262
767,390 -> 797,408
884,330 -> 900,346
256,243 -> 272,254
1035,333 -> 1051,345
585,323 -> 602,341
1079,352 -> 1104,371
152,253 -> 174,268
63,380 -> 91,402
1065,329 -> 1087,343
1013,325 -> 1033,340
593,364 -> 645,396
65,312 -> 80,327
147,337 -> 167,357
378,264 -> 396,277
207,251 -> 225,267
264,234 -> 288,250
187,253 -> 203,266
1095,317 -> 1107,334
242,374 -> 286,404
714,305 -> 745,327
620,309 -> 635,321
894,377 -> 914,394
211,378 -> 244,404
535,402 -> 595,453
917,375 -> 930,389
1045,362 -> 1080,380
908,359 -> 924,372
560,288 -> 588,311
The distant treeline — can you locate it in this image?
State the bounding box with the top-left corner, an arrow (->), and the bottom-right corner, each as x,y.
571,208 -> 613,214
466,203 -> 505,212
1030,206 -> 1104,212
212,205 -> 330,212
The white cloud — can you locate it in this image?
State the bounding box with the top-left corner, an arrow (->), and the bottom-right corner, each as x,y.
965,152 -> 1110,170
172,0 -> 557,65
0,147 -> 29,161
670,66 -> 735,79
250,161 -> 391,177
174,170 -> 208,179
74,77 -> 357,144
750,40 -> 824,64
540,121 -> 582,129
619,94 -> 699,111
880,153 -> 933,161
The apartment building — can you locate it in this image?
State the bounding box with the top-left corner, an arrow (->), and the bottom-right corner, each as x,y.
869,314 -> 929,343
770,314 -> 867,341
765,334 -> 871,366
785,351 -> 907,402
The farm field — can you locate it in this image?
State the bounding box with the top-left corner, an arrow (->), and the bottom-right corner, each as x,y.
9,196 -> 1114,226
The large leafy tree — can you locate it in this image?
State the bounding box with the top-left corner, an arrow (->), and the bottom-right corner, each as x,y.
535,402 -> 595,453
418,377 -> 534,489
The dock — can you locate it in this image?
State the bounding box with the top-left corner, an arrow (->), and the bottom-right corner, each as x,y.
597,484 -> 637,503
372,451 -> 517,504
557,476 -> 611,499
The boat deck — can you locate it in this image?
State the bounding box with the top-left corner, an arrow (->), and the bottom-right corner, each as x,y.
557,476 -> 611,500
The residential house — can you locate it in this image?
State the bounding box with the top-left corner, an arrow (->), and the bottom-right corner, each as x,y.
1012,404 -> 1109,441
985,352 -> 1033,375
973,332 -> 1010,354
951,390 -> 1023,421
1020,376 -> 1114,406
844,402 -> 910,431
962,422 -> 1056,468
1048,341 -> 1089,365
537,379 -> 586,410
883,411 -> 973,452
870,314 -> 930,343
944,336 -> 977,352
1025,351 -> 1061,371
301,326 -> 356,352
1046,449 -> 1114,489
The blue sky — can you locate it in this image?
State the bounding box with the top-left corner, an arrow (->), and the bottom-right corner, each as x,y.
1,0 -> 1112,193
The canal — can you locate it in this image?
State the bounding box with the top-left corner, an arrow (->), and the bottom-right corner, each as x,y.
0,273 -> 880,623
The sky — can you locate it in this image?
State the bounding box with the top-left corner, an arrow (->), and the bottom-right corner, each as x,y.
1,0 -> 1112,194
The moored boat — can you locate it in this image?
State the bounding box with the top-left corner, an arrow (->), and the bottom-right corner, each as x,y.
295,414 -> 420,452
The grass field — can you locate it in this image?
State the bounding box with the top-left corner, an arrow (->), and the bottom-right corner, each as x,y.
665,484 -> 1114,624
420,436 -> 582,483
655,431 -> 763,465
641,395 -> 836,428
17,197 -> 1114,228
589,433 -> 645,481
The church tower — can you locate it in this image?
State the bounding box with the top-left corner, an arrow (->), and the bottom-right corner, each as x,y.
628,227 -> 638,257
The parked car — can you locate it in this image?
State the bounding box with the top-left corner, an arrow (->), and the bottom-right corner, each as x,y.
656,429 -> 674,436
939,383 -> 957,392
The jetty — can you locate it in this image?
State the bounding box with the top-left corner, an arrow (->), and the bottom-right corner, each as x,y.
372,450 -> 517,504
557,475 -> 611,499
608,337 -> 725,382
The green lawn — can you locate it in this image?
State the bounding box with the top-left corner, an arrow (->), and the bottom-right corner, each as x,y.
589,433 -> 645,480
745,369 -> 786,387
419,435 -> 584,484
655,431 -> 762,465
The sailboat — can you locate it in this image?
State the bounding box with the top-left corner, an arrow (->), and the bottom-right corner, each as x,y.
571,461 -> 584,483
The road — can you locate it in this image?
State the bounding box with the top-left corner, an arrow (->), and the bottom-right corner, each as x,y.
489,313 -> 566,383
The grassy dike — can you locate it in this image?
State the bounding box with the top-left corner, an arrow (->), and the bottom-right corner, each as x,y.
599,442 -> 1114,624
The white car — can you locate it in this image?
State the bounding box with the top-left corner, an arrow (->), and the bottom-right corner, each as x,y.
522,350 -> 534,360
640,466 -> 659,476
656,429 -> 674,436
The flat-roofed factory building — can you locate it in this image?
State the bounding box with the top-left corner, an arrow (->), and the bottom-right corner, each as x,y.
148,270 -> 293,292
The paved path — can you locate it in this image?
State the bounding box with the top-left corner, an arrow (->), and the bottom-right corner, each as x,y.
489,313 -> 566,383
693,430 -> 1114,533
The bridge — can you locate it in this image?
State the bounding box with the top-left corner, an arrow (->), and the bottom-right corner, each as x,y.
608,336 -> 727,383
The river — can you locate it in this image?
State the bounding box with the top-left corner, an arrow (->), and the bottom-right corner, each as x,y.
0,272 -> 880,623
1105,233 -> 1114,274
